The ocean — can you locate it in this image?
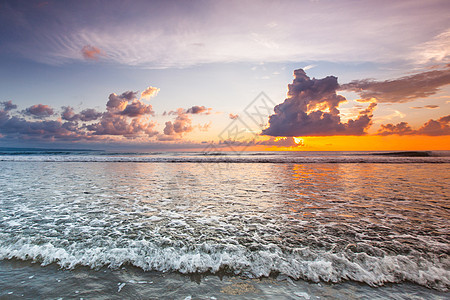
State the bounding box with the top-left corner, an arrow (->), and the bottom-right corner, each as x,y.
0,150 -> 449,299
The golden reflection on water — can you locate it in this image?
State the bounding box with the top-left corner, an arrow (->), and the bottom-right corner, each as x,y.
283,163 -> 449,229
28,160 -> 448,244
0,160 -> 449,290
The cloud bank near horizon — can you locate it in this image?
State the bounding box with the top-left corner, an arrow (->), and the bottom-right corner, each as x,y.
262,68 -> 450,137
0,86 -> 213,144
1,67 -> 450,148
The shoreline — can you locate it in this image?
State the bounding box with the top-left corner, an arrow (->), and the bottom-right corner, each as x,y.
1,260 -> 448,299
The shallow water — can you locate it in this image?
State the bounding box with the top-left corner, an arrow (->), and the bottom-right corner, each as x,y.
0,152 -> 449,298
1,260 -> 448,299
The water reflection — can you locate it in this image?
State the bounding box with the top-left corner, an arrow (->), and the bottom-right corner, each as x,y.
0,161 -> 448,289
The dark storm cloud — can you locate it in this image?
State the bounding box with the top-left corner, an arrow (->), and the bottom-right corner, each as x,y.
262,69 -> 376,137
24,104 -> 54,118
377,115 -> 450,136
340,66 -> 450,103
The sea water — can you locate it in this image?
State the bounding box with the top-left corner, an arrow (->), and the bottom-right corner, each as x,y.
0,150 -> 449,299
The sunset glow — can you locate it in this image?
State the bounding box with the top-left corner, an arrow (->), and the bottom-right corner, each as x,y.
0,0 -> 448,150
1,1 -> 449,297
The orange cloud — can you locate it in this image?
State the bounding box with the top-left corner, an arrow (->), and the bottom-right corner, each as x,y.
141,86 -> 160,99
378,115 -> 450,136
81,45 -> 104,60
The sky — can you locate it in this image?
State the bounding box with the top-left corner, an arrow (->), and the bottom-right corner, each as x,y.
0,0 -> 449,151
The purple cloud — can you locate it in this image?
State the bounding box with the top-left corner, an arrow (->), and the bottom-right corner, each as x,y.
377,115 -> 450,136
185,105 -> 211,114
61,106 -> 102,122
24,104 -> 54,118
0,87 -> 161,142
1,100 -> 17,111
262,69 -> 376,137
340,66 -> 450,103
163,113 -> 193,136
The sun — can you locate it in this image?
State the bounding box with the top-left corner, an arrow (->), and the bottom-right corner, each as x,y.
293,137 -> 304,145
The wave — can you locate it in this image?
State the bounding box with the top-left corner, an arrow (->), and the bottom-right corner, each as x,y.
0,155 -> 449,163
0,240 -> 448,291
370,151 -> 433,157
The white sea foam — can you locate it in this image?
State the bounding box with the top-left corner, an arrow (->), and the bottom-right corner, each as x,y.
0,240 -> 448,291
0,153 -> 449,163
0,159 -> 448,292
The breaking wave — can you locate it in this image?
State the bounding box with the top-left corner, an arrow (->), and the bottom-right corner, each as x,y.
1,240 -> 448,291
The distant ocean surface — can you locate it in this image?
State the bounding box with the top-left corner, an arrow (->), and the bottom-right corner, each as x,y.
0,149 -> 449,299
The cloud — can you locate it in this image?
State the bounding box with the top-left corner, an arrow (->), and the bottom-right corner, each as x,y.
79,108 -> 103,121
86,114 -> 157,138
340,66 -> 450,103
0,85 -> 163,142
4,1 -> 449,68
61,106 -> 77,121
1,100 -> 17,111
24,104 -> 54,118
106,91 -> 154,117
377,122 -> 415,136
377,115 -> 450,136
229,113 -> 239,120
216,136 -> 302,148
262,69 -> 376,137
163,113 -> 193,136
185,105 -> 211,114
118,100 -> 154,117
410,105 -> 439,109
86,90 -> 157,138
412,29 -> 450,64
81,45 -> 104,60
417,115 -> 450,136
106,91 -> 138,111
162,105 -> 212,136
61,106 -> 102,122
140,86 -> 160,99
0,109 -> 88,142
257,137 -> 301,147
166,106 -> 211,116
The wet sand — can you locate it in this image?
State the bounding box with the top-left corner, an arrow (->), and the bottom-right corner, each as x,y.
1,260 -> 447,299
